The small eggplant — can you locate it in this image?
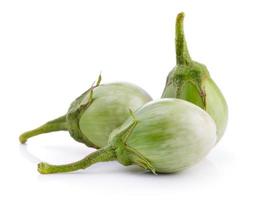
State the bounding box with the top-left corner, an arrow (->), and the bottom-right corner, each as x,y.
19,75 -> 152,148
161,12 -> 228,142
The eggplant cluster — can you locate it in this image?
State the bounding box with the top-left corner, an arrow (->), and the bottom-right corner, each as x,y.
20,12 -> 228,174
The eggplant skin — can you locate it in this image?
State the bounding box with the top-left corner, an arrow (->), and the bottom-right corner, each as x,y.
110,99 -> 217,173
202,78 -> 228,142
68,82 -> 152,148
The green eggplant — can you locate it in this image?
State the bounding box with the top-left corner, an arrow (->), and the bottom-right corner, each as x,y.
162,12 -> 228,142
19,75 -> 152,148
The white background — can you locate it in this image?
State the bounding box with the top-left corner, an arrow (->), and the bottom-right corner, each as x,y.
0,0 -> 267,199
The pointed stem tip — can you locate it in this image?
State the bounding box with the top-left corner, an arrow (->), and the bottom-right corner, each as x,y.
175,12 -> 192,65
176,12 -> 185,23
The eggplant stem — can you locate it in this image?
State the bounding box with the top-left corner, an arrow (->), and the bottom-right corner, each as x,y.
38,146 -> 116,174
175,12 -> 192,65
19,115 -> 68,144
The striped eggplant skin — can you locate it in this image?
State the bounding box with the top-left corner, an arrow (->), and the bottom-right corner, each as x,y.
110,99 -> 217,173
76,82 -> 152,148
161,12 -> 228,143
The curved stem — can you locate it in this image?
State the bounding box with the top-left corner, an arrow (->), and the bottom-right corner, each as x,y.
38,146 -> 116,174
175,12 -> 192,65
19,115 -> 68,144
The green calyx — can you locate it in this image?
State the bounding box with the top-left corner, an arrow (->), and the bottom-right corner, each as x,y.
66,74 -> 102,148
109,110 -> 156,174
162,12 -> 210,109
162,12 -> 228,142
165,62 -> 210,109
19,75 -> 102,148
38,110 -> 156,174
162,13 -> 210,109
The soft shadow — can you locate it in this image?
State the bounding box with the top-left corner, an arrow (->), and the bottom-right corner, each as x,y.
19,144 -> 41,163
120,158 -> 219,178
36,158 -> 220,193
